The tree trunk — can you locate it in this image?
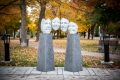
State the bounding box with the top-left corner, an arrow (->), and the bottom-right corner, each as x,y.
59,10 -> 61,39
36,5 -> 46,42
87,29 -> 90,39
60,30 -> 61,39
91,25 -> 95,40
83,32 -> 86,38
20,0 -> 27,47
13,30 -> 15,39
53,32 -> 55,39
101,24 -> 106,37
57,30 -> 59,39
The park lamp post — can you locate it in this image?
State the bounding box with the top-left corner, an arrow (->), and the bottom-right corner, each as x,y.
1,34 -> 12,63
101,35 -> 114,64
103,35 -> 110,62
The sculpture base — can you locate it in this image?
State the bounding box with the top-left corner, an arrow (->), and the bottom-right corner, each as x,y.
1,60 -> 12,63
64,34 -> 83,72
37,33 -> 55,72
100,61 -> 114,64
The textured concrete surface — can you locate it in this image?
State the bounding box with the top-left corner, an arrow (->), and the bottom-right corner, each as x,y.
65,34 -> 83,72
37,33 -> 54,72
0,67 -> 120,80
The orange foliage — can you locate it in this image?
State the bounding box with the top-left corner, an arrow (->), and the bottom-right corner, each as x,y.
72,0 -> 120,10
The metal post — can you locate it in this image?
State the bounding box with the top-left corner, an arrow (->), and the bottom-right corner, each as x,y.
103,36 -> 110,62
4,34 -> 10,61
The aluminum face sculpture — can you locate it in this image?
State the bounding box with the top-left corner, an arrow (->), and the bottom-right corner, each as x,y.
52,17 -> 60,30
68,22 -> 78,34
60,18 -> 69,32
41,18 -> 52,33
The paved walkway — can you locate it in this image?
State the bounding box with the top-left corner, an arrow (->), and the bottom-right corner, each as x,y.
0,66 -> 120,80
29,40 -> 120,60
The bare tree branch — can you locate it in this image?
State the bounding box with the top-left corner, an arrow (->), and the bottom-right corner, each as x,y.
0,0 -> 19,10
0,4 -> 20,6
0,5 -> 7,6
0,12 -> 19,15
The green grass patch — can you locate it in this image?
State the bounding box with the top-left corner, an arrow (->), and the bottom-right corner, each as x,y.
53,39 -> 99,52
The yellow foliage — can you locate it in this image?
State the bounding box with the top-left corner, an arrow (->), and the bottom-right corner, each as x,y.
45,9 -> 54,19
77,23 -> 88,32
49,1 -> 59,7
27,21 -> 37,33
1,15 -> 10,23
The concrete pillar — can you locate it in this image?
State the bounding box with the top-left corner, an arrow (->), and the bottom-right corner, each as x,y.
64,34 -> 83,72
37,33 -> 55,72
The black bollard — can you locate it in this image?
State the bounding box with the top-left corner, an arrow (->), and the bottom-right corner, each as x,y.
104,44 -> 110,62
4,34 -> 10,61
103,36 -> 110,62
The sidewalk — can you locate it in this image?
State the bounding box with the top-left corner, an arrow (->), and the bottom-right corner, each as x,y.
0,66 -> 120,80
29,39 -> 120,60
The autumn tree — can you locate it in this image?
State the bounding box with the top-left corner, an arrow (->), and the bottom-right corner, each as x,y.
28,0 -> 63,41
19,0 -> 28,47
27,20 -> 37,37
0,0 -> 20,33
71,0 -> 120,38
4,14 -> 21,39
47,0 -> 70,39
33,0 -> 47,41
0,0 -> 34,46
27,0 -> 90,40
91,3 -> 120,36
69,0 -> 91,37
108,22 -> 120,37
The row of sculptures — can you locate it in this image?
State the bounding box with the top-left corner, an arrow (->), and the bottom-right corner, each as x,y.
41,17 -> 78,34
37,17 -> 83,72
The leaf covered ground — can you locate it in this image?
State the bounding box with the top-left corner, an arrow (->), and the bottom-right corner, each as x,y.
0,39 -> 120,69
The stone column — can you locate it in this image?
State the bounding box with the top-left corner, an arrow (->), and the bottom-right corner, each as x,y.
64,34 -> 83,72
37,33 -> 55,72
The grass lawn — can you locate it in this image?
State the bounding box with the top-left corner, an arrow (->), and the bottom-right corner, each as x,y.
0,39 -> 120,69
53,38 -> 99,52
